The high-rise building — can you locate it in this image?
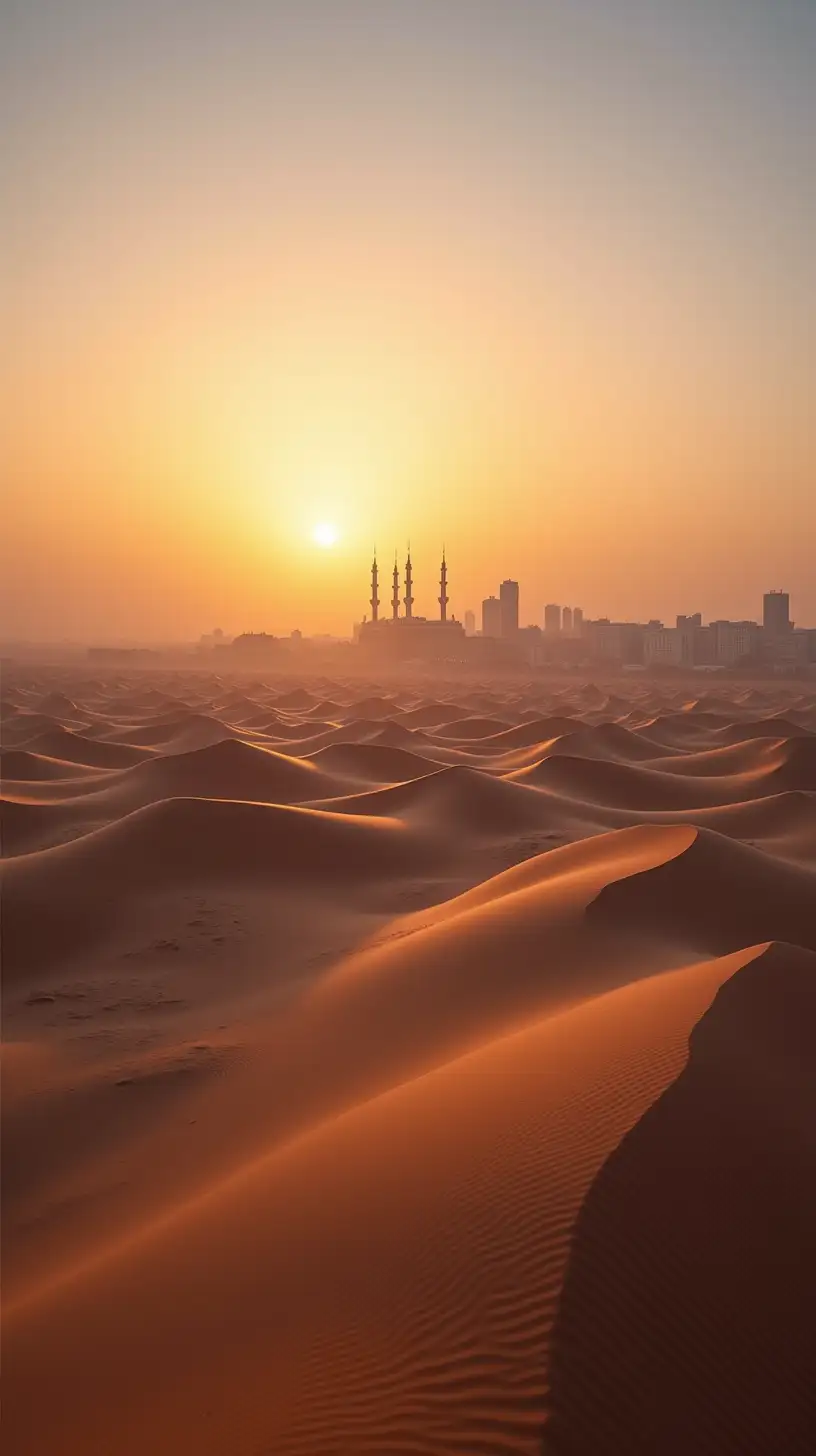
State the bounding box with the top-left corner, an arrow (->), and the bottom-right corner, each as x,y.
763,591 -> 790,635
482,595 -> 502,637
499,579 -> 519,637
562,606 -> 573,633
544,603 -> 561,634
464,609 -> 476,636
573,607 -> 584,632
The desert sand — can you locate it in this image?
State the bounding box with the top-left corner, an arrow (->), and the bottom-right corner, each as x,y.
2,664 -> 815,1454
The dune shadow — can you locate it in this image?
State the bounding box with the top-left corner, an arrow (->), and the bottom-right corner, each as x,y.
543,942 -> 816,1456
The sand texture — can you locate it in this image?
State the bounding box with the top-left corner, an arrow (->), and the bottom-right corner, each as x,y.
3,666 -> 815,1454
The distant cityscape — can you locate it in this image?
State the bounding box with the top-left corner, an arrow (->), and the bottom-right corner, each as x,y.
67,553 -> 812,675
187,553 -> 815,677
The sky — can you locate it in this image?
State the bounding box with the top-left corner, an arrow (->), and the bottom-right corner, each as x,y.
3,0 -> 815,640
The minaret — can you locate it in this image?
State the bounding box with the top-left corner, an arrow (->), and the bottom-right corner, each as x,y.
438,547 -> 448,622
404,546 -> 414,620
370,551 -> 380,623
391,553 -> 400,620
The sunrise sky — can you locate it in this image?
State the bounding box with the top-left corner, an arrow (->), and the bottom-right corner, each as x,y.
3,0 -> 815,640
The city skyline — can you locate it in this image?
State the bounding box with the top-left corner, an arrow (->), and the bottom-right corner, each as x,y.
1,557 -> 811,647
3,571 -> 812,647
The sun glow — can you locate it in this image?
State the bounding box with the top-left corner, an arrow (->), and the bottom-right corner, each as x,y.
312,521 -> 339,548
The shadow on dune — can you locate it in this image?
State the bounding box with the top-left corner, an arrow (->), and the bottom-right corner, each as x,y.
587,826 -> 816,955
542,941 -> 816,1456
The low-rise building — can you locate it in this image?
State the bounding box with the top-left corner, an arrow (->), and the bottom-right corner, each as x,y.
583,619 -> 647,665
711,620 -> 760,666
644,622 -> 715,667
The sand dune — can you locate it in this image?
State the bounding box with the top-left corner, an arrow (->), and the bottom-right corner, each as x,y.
1,740 -> 344,855
273,688 -> 319,711
590,825 -> 816,953
36,690 -> 83,716
429,713 -> 514,739
545,940 -> 816,1455
3,665 -> 815,1454
1,748 -> 104,781
308,740 -> 444,782
3,943 -> 777,1455
718,713 -> 815,740
2,795 -> 434,976
510,740 -> 816,809
18,727 -> 155,768
3,711 -> 88,745
1,794 -> 116,857
393,701 -> 476,727
120,735 -> 339,804
511,750 -> 726,807
258,717 -> 337,739
653,787 -> 816,862
546,720 -> 659,759
316,760 -> 569,836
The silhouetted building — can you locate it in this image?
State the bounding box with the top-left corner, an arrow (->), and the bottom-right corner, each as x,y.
769,631 -> 810,669
711,620 -> 760,666
763,590 -> 790,635
795,628 -> 816,664
370,553 -> 380,622
500,579 -> 519,637
645,626 -> 686,666
562,606 -> 573,633
645,622 -> 715,668
544,603 -> 561,634
573,607 -> 584,632
482,595 -> 502,638
583,620 -> 647,665
464,609 -> 476,636
517,624 -> 545,664
438,549 -> 449,622
358,549 -> 465,660
229,632 -> 284,657
404,548 -> 414,620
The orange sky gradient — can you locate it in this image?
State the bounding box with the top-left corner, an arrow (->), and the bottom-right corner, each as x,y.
3,0 -> 815,640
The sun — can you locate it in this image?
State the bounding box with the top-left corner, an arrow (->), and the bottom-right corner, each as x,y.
312,521 -> 339,548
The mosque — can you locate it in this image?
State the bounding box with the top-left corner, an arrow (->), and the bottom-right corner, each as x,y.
357,548 -> 466,658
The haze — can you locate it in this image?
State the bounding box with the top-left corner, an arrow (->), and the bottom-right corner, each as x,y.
3,0 -> 815,640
